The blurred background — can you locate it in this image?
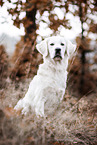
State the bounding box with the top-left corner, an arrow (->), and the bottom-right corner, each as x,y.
0,0 -> 97,95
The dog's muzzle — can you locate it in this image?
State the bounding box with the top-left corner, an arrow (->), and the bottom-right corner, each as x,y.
54,48 -> 62,61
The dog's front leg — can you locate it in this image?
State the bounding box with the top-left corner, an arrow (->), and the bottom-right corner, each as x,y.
14,82 -> 35,114
35,100 -> 45,117
58,89 -> 65,101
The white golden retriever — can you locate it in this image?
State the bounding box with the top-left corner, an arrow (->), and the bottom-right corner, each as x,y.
14,36 -> 76,117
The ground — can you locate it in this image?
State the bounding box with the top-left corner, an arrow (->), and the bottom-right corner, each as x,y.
0,75 -> 97,145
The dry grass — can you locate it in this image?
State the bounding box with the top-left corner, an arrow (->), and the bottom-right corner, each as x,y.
0,76 -> 97,145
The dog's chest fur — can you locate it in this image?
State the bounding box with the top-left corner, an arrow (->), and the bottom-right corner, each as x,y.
35,58 -> 68,114
37,58 -> 68,89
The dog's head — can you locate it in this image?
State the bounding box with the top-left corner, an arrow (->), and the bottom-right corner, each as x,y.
36,36 -> 76,61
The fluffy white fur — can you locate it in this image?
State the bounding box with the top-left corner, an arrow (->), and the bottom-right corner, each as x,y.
14,36 -> 76,117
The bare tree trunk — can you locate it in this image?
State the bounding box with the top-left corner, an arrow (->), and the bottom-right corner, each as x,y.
26,7 -> 36,34
79,3 -> 86,94
24,2 -> 37,43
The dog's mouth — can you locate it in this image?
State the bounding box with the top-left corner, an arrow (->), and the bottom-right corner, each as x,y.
53,55 -> 62,61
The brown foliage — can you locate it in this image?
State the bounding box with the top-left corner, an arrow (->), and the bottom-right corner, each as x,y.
49,14 -> 71,31
10,37 -> 42,80
76,37 -> 92,52
89,24 -> 97,33
0,0 -> 4,6
0,45 -> 9,80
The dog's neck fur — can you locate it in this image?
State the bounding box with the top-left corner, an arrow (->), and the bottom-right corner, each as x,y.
43,56 -> 69,71
37,55 -> 69,80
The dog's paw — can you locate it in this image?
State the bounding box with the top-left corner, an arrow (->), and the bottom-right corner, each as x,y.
14,99 -> 31,115
36,112 -> 45,117
14,99 -> 23,110
21,107 -> 29,115
35,106 -> 45,117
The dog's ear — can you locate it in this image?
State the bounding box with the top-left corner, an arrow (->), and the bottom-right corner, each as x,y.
36,39 -> 48,57
66,40 -> 76,57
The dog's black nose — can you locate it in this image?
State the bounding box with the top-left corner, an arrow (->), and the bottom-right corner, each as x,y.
55,48 -> 61,55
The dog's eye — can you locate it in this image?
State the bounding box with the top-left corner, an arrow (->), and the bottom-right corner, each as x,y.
61,43 -> 64,46
50,43 -> 54,46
